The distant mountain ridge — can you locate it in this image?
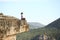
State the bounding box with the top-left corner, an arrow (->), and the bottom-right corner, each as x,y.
28,22 -> 44,29
45,18 -> 60,29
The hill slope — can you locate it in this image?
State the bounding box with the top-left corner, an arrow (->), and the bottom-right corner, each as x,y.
45,18 -> 60,29
16,18 -> 60,40
16,28 -> 60,40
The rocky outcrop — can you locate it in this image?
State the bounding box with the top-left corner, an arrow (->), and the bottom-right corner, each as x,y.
0,13 -> 29,40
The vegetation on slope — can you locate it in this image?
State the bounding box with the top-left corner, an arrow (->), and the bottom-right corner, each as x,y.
16,27 -> 60,40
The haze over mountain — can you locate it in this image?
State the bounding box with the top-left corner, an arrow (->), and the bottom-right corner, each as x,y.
45,18 -> 60,29
28,22 -> 44,29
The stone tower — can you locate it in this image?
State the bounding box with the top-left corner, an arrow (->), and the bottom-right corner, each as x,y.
20,12 -> 29,33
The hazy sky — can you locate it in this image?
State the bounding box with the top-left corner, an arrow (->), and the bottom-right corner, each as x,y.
0,0 -> 60,25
